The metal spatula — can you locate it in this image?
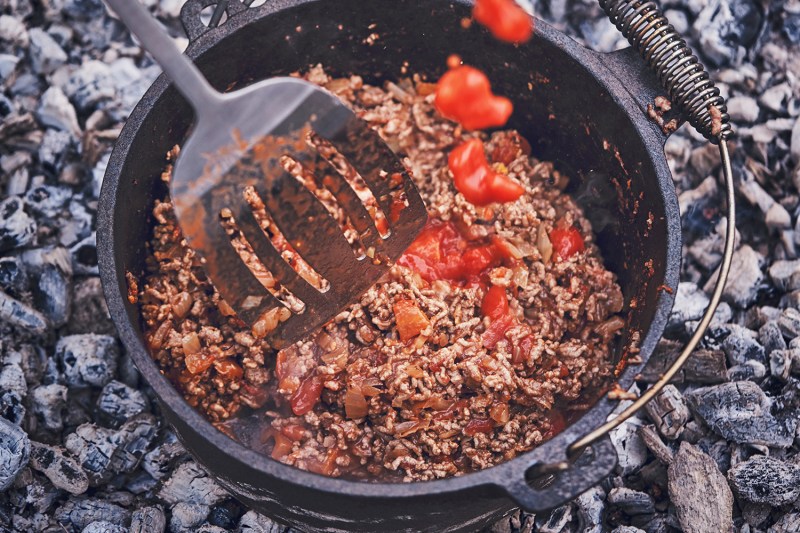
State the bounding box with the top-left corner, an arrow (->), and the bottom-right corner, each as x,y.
104,0 -> 427,347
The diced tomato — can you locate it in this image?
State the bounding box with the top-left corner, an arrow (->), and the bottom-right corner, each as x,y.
512,334 -> 535,365
397,220 -> 507,284
393,299 -> 431,342
482,315 -> 513,349
482,285 -> 509,321
435,65 -> 513,130
390,194 -> 407,223
464,418 -> 495,436
290,374 -> 324,416
473,0 -> 534,44
549,227 -> 584,260
448,139 -> 524,206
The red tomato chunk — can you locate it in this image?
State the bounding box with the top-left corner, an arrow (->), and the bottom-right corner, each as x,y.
449,139 -> 524,206
473,0 -> 534,44
549,227 -> 585,260
435,66 -> 513,131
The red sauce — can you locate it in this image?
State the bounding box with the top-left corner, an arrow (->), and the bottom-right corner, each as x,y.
435,65 -> 513,131
464,418 -> 495,436
473,0 -> 534,44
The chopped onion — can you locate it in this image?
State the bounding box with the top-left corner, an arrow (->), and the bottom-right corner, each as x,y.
537,224 -> 553,263
345,388 -> 369,419
406,364 -> 425,378
182,332 -> 201,355
394,419 -> 430,438
512,267 -> 529,289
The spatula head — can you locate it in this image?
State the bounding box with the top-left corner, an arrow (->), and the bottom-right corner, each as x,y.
170,77 -> 427,348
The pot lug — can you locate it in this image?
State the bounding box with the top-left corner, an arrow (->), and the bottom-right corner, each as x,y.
594,47 -> 682,145
502,435 -> 617,512
180,0 -> 248,41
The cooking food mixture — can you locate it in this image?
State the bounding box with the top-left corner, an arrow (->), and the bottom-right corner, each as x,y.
139,66 -> 626,481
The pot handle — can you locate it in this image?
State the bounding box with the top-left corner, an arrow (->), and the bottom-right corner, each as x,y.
504,435 -> 617,512
564,0 -> 736,459
180,0 -> 248,42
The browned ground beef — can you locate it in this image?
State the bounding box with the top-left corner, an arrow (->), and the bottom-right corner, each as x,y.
138,66 -> 626,482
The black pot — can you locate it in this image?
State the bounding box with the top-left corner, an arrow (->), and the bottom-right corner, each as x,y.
98,1 -> 681,531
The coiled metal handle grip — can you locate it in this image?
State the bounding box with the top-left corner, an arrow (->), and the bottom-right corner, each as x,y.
599,0 -> 733,143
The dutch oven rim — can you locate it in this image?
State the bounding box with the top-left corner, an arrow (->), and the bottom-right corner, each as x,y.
97,0 -> 680,502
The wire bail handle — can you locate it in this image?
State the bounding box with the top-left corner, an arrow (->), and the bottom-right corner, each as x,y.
568,0 -> 735,458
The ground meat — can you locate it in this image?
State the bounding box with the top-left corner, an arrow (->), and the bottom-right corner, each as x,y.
139,65 -> 625,482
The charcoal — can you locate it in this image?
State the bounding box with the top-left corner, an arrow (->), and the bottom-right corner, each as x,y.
130,505 -> 166,533
637,425 -> 674,465
55,497 -> 130,530
64,423 -> 120,485
777,307 -> 800,338
644,385 -> 690,440
769,349 -> 800,381
0,416 -> 30,491
169,502 -> 210,532
769,513 -> 800,533
668,442 -> 733,533
574,485 -> 605,533
196,525 -> 228,533
0,197 -> 37,253
16,343 -> 46,385
703,245 -> 764,308
741,502 -> 771,528
37,87 -> 80,136
727,95 -> 760,123
95,380 -> 147,428
727,360 -> 766,381
30,383 -> 67,432
607,488 -> 655,516
238,510 -> 284,533
207,500 -> 242,530
611,527 -> 646,533
38,128 -> 73,171
28,28 -> 67,74
668,282 -> 709,328
0,256 -> 30,298
28,441 -> 89,495
686,381 -> 796,448
67,276 -> 115,335
759,321 -> 787,356
722,325 -> 765,365
768,259 -> 800,291
110,414 -> 158,473
0,358 -> 27,398
158,461 -> 228,507
0,53 -> 19,79
32,262 -> 72,327
70,234 -> 99,276
82,520 -> 127,533
728,455 -> 800,506
125,469 -> 158,495
56,334 -> 118,388
639,341 -> 727,384
0,14 -> 29,46
0,389 -> 26,425
142,433 -> 186,480
610,417 -> 648,475
63,60 -> 115,112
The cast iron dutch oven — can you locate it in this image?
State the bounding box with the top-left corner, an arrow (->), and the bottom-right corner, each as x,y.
97,0 -> 721,530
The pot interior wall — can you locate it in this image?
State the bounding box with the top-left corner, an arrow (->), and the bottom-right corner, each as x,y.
107,0 -> 671,529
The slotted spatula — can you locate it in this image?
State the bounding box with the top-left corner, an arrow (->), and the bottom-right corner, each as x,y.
104,0 -> 428,347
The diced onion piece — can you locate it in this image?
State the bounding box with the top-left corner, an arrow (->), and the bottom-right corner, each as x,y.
489,403 -> 510,424
270,432 -> 294,460
185,350 -> 214,374
406,364 -> 425,378
171,292 -> 192,319
595,315 -> 626,338
512,266 -> 529,289
345,388 -> 369,419
361,384 -> 383,397
394,419 -> 430,438
182,332 -> 201,355
537,224 -> 553,263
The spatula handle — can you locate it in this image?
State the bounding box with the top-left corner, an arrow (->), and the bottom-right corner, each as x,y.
103,0 -> 222,112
